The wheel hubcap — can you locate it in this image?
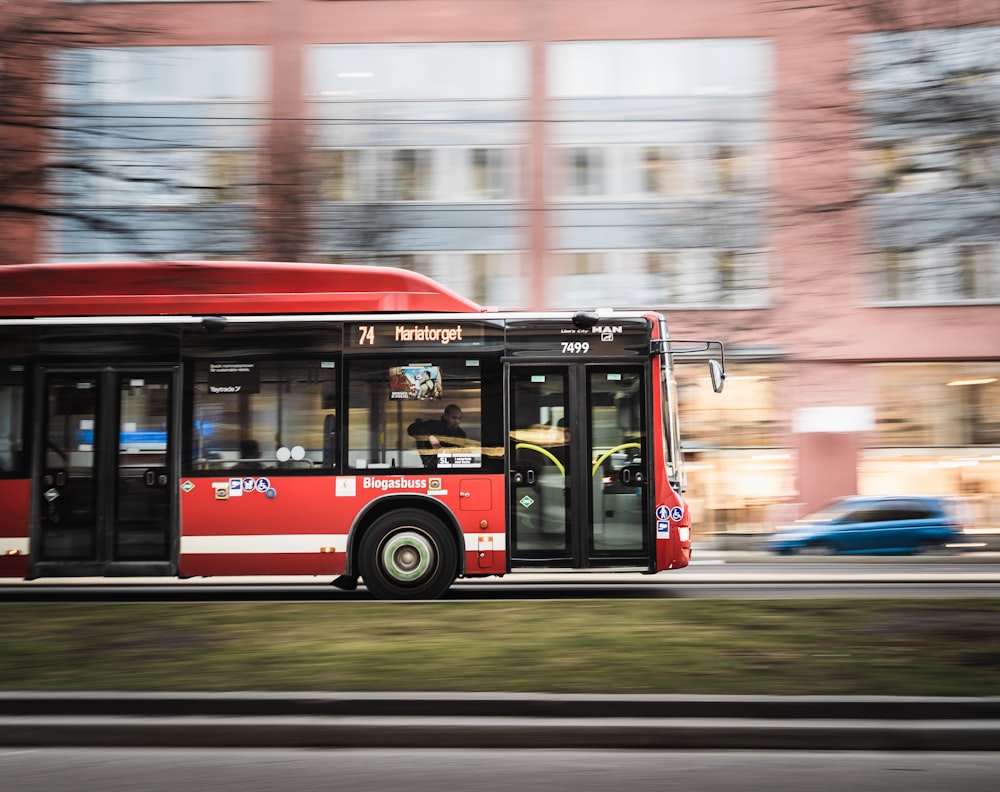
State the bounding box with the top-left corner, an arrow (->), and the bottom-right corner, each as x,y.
380,530 -> 435,583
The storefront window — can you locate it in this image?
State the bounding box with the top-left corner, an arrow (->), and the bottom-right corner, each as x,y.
862,362 -> 1000,530
678,362 -> 787,449
870,362 -> 1000,447
674,361 -> 795,536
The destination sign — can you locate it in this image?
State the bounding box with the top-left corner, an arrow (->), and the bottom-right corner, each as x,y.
348,321 -> 496,349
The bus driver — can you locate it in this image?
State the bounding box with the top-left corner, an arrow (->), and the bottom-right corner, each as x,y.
407,404 -> 467,468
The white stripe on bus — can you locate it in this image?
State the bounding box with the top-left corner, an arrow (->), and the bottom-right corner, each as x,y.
1,538 -> 30,555
179,533 -> 507,555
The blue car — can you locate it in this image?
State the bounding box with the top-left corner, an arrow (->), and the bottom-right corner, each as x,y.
766,495 -> 967,556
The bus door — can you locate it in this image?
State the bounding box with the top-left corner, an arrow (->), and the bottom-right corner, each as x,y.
33,368 -> 177,576
507,364 -> 649,567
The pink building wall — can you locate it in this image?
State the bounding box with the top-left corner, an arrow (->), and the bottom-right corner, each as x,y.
7,0 -> 1000,517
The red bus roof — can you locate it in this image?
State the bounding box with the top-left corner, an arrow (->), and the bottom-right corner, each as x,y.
0,261 -> 485,318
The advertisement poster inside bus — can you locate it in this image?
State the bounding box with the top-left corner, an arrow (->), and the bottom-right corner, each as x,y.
389,365 -> 442,400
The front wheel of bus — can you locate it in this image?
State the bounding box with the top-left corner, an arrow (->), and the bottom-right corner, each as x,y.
359,510 -> 458,600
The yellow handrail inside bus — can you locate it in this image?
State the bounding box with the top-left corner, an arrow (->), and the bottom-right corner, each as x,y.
591,442 -> 641,476
514,443 -> 565,476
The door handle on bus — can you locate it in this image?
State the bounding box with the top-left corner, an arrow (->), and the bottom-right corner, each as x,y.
144,468 -> 168,488
511,467 -> 536,486
44,471 -> 66,487
620,467 -> 644,486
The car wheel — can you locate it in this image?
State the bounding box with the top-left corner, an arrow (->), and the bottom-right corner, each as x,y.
359,509 -> 458,600
802,542 -> 836,556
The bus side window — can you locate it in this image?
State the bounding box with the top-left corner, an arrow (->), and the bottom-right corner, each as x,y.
347,358 -> 485,471
190,359 -> 338,472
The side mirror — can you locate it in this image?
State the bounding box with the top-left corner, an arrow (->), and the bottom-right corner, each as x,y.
709,359 -> 726,393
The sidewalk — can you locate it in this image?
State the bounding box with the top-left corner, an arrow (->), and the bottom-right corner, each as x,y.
698,530 -> 1000,554
2,692 -> 999,750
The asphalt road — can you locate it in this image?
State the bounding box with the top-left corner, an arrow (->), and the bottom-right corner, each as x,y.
2,552 -> 999,601
2,748 -> 999,792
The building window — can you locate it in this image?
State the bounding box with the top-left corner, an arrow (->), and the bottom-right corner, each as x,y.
308,43 -> 527,101
957,136 -> 1000,189
466,148 -> 518,200
874,245 -> 1000,304
715,250 -> 769,306
318,149 -> 362,201
205,150 -> 254,203
549,251 -> 613,307
388,149 -> 434,201
560,147 -> 607,198
56,46 -> 265,103
73,148 -> 254,208
677,249 -> 769,308
643,251 -> 683,302
956,244 -> 997,299
552,249 -> 768,310
317,146 -> 520,203
869,140 -> 953,194
869,137 -> 1000,194
640,146 -> 682,198
549,39 -> 770,99
706,144 -> 761,197
870,362 -> 1000,447
876,247 -> 920,302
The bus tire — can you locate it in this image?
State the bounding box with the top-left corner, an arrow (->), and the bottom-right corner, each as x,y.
359,509 -> 457,600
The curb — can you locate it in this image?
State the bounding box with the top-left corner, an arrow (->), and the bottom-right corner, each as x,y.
2,693 -> 999,750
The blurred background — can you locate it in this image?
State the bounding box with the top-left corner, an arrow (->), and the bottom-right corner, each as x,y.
1,0 -> 998,541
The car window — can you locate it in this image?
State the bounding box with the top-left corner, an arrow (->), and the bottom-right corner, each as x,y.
842,506 -> 885,524
892,500 -> 940,520
810,501 -> 858,522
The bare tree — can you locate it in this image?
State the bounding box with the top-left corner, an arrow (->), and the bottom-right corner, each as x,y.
0,0 -> 164,263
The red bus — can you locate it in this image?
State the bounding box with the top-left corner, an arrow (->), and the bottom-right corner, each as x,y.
0,261 -> 724,599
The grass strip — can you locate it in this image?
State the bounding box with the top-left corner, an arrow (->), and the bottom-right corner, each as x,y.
2,599 -> 999,695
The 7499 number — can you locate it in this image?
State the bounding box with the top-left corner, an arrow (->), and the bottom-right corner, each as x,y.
560,341 -> 590,354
